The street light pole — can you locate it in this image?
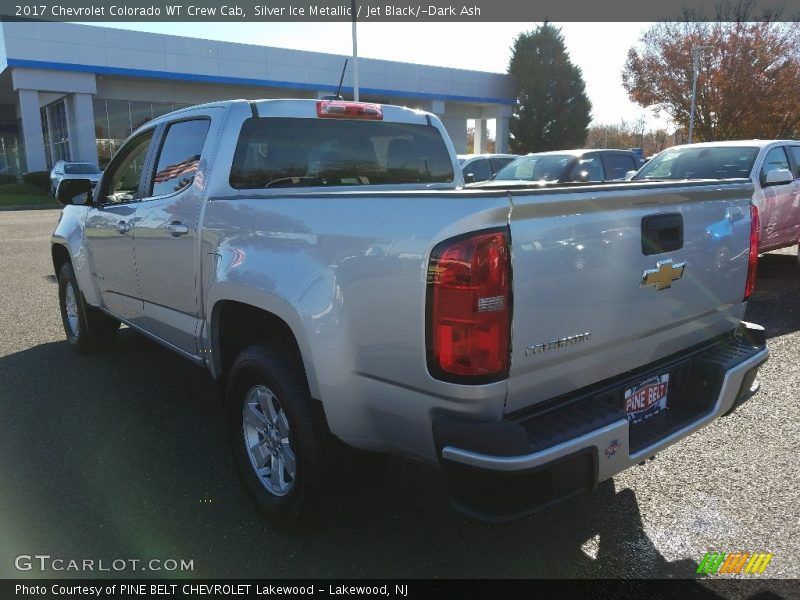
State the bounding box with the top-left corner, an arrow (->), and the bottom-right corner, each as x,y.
351,0 -> 359,101
688,45 -> 713,144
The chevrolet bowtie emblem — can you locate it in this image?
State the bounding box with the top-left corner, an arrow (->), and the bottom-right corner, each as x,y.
640,259 -> 686,290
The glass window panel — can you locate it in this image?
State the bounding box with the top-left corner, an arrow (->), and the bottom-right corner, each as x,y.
129,101 -> 153,131
230,118 -> 454,189
605,154 -> 637,180
151,119 -> 210,197
761,146 -> 790,177
151,102 -> 174,119
105,100 -> 131,140
40,107 -> 52,168
104,130 -> 154,203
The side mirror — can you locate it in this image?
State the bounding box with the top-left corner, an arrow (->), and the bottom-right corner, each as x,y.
625,170 -> 638,180
464,172 -> 476,184
764,168 -> 794,186
56,178 -> 92,206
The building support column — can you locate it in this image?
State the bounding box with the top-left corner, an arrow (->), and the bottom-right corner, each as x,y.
474,118 -> 487,154
495,116 -> 510,153
70,93 -> 98,164
440,117 -> 467,154
17,89 -> 47,172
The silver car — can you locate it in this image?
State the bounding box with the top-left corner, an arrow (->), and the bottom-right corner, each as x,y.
50,161 -> 102,195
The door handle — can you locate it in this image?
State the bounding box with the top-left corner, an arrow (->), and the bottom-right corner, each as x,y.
114,221 -> 130,234
167,221 -> 190,237
641,213 -> 683,255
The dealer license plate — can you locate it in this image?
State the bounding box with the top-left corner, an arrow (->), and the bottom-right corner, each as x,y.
624,373 -> 669,425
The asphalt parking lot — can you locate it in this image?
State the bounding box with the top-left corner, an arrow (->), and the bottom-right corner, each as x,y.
1,209 -> 798,582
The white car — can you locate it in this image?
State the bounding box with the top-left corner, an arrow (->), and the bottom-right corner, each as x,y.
633,140 -> 800,255
50,161 -> 102,196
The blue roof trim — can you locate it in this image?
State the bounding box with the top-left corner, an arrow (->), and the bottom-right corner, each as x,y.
6,58 -> 515,106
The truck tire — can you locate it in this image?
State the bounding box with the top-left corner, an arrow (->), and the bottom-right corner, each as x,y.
57,262 -> 119,354
226,343 -> 327,528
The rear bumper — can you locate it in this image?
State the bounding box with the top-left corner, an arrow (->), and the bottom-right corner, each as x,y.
435,321 -> 768,520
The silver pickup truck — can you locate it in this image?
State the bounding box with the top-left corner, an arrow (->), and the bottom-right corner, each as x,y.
52,99 -> 768,526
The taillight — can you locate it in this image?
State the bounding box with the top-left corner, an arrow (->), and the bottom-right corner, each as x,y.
426,229 -> 511,383
316,101 -> 383,120
744,204 -> 760,300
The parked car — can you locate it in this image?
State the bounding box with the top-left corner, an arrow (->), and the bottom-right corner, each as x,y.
457,153 -> 516,183
489,149 -> 643,184
52,99 -> 767,527
633,140 -> 800,256
50,160 -> 102,195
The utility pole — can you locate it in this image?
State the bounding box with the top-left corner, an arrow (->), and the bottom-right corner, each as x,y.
688,45 -> 713,144
351,0 -> 359,101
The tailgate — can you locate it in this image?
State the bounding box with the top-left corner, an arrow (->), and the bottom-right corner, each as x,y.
505,181 -> 755,414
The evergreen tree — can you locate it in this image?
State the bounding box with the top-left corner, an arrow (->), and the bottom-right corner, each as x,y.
508,24 -> 592,153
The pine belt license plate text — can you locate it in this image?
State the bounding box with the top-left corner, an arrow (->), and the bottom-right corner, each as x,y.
624,373 -> 669,425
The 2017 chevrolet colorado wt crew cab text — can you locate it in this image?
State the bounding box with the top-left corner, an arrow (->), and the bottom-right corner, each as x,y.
52,99 -> 768,526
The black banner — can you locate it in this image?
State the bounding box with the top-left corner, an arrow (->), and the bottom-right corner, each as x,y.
0,0 -> 799,22
3,579 -> 800,600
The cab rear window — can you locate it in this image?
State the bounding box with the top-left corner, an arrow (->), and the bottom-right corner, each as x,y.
229,117 -> 454,189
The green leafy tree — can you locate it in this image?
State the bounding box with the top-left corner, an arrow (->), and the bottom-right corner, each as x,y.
508,23 -> 592,153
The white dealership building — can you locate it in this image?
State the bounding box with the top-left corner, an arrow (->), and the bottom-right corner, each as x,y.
0,21 -> 516,174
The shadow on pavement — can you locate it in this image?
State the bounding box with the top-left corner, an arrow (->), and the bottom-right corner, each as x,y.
746,253 -> 800,339
0,330 -> 713,581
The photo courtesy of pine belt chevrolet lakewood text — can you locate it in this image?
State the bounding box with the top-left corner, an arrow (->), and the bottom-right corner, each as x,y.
51,99 -> 768,526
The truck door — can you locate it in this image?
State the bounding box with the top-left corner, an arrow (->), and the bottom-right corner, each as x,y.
786,144 -> 800,245
83,128 -> 155,325
132,114 -> 217,355
758,145 -> 797,250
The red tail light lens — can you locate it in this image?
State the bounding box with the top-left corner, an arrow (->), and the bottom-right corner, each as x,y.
745,204 -> 760,300
427,230 -> 511,383
316,101 -> 383,120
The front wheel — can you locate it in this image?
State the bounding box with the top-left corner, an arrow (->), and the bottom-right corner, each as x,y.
226,344 -> 328,528
57,262 -> 119,353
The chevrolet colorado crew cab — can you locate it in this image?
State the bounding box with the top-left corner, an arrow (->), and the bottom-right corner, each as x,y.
52,99 -> 769,525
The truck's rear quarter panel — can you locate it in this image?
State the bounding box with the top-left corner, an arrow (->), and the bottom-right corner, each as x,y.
202,190 -> 513,459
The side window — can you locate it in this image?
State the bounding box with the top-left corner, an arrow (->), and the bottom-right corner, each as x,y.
760,146 -> 790,184
788,146 -> 800,179
464,159 -> 492,182
605,154 -> 637,180
101,130 -> 154,204
570,156 -> 604,182
150,119 -> 210,197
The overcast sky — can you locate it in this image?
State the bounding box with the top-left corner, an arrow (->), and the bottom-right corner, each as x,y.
83,21 -> 673,130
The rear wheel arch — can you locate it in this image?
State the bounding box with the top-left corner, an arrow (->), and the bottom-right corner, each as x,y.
210,300 -> 318,400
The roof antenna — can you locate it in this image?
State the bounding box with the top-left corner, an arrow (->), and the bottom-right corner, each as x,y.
321,59 -> 349,101
335,58 -> 348,100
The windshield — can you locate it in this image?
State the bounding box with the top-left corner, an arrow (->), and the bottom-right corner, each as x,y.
634,146 -> 759,180
64,163 -> 100,174
493,154 -> 573,181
